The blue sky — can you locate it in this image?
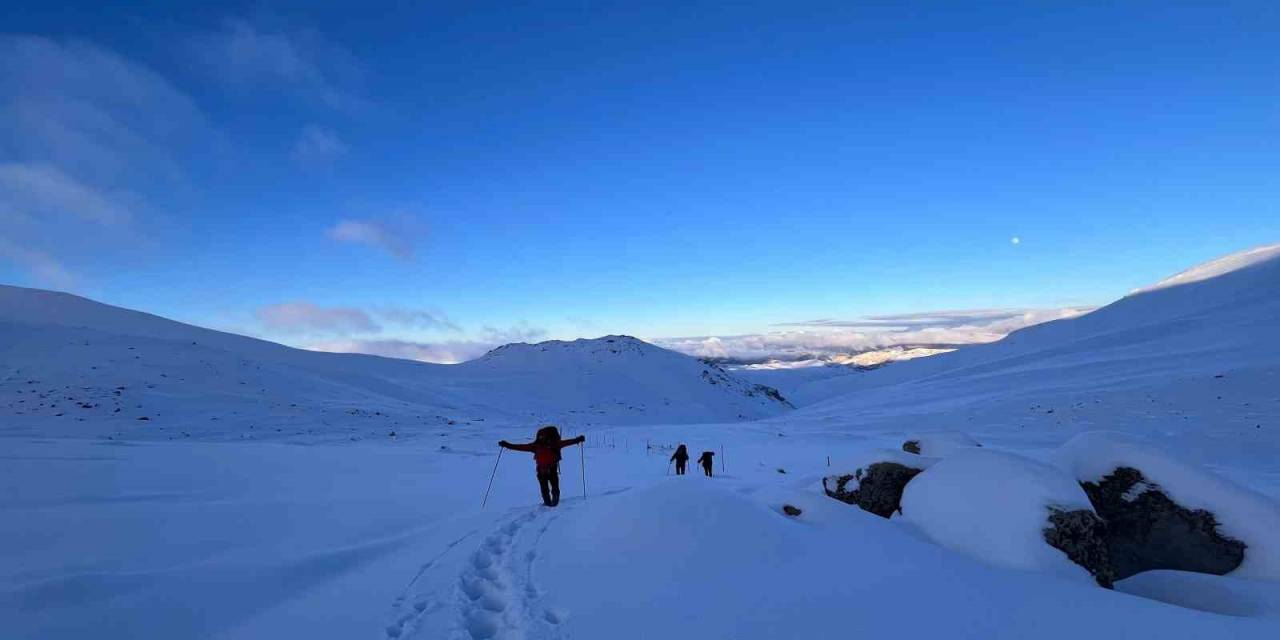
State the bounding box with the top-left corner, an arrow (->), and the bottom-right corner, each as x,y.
2,2 -> 1278,362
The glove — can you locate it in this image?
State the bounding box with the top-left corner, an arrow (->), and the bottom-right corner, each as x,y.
499,440 -> 511,448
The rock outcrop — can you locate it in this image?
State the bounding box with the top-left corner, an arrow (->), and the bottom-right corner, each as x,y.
1043,507 -> 1115,587
823,462 -> 924,518
1081,467 -> 1246,580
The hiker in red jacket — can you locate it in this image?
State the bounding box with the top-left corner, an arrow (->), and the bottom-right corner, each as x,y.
499,425 -> 585,507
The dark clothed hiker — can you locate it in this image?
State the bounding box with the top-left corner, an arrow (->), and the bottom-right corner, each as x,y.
697,451 -> 715,477
671,444 -> 690,475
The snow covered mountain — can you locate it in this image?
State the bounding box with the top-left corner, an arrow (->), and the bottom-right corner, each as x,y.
781,244 -> 1280,464
0,287 -> 790,439
5,245 -> 1280,640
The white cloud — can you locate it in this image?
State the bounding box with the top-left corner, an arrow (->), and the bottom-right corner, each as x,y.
255,302 -> 380,336
301,321 -> 547,364
656,306 -> 1092,363
192,18 -> 367,113
378,307 -> 461,332
292,125 -> 347,163
327,217 -> 423,260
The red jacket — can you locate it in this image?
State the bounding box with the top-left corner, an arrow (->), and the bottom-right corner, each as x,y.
504,435 -> 585,470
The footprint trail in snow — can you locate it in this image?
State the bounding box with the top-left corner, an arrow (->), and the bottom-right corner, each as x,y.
455,506 -> 571,640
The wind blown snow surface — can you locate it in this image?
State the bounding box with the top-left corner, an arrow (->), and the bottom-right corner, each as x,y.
4,245 -> 1280,639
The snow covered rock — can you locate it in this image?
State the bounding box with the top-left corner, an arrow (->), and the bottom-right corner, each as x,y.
1082,467 -> 1245,580
823,450 -> 931,518
1043,507 -> 1115,587
1054,432 -> 1280,580
899,450 -> 1106,585
901,431 -> 981,457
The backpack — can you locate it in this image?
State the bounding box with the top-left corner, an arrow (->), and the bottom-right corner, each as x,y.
537,425 -> 563,463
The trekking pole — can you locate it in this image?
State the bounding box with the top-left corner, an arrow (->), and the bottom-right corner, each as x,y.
481,448 -> 503,509
580,442 -> 587,499
666,459 -> 673,476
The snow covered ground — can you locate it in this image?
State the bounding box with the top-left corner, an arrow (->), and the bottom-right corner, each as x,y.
4,245 -> 1280,639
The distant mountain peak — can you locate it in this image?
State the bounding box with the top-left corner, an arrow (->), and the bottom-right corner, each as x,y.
480,335 -> 651,359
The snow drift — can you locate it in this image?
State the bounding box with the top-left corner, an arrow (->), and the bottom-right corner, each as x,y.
898,449 -> 1102,584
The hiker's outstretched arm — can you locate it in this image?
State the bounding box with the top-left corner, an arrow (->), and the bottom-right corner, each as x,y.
500,440 -> 538,452
559,435 -> 586,449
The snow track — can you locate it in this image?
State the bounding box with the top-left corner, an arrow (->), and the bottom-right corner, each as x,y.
381,504 -> 576,640
453,507 -> 569,640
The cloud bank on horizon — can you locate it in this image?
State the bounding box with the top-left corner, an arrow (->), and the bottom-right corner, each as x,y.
655,307 -> 1092,365
284,305 -> 1090,366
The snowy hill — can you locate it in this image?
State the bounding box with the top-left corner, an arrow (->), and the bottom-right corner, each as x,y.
456,336 -> 791,424
5,246 -> 1280,640
782,244 -> 1280,464
0,287 -> 789,439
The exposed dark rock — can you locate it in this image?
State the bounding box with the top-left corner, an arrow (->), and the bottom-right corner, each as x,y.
902,440 -> 921,454
1043,507 -> 1115,588
823,462 -> 923,518
782,505 -> 802,517
1082,467 -> 1246,580
752,384 -> 794,408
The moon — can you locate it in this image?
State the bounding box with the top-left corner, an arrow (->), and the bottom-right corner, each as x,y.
1011,236 -> 1021,245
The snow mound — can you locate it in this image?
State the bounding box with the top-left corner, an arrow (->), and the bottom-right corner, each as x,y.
830,447 -> 939,473
899,449 -> 1098,583
1131,243 -> 1280,295
902,431 -> 981,457
1053,432 -> 1280,580
1118,570 -> 1280,619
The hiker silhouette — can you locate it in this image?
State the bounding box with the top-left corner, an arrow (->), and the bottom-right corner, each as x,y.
671,444 -> 689,475
697,451 -> 715,477
499,425 -> 585,506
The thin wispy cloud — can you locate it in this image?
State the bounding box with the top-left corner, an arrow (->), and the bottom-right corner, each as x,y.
776,309 -> 1073,331
254,301 -> 463,337
378,307 -> 460,332
256,302 -> 380,336
657,306 -> 1092,363
292,125 -> 347,164
0,35 -> 206,287
327,217 -> 423,260
0,239 -> 76,290
192,18 -> 368,113
0,164 -> 134,225
1,35 -> 206,183
304,320 -> 548,364
481,323 -> 547,344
